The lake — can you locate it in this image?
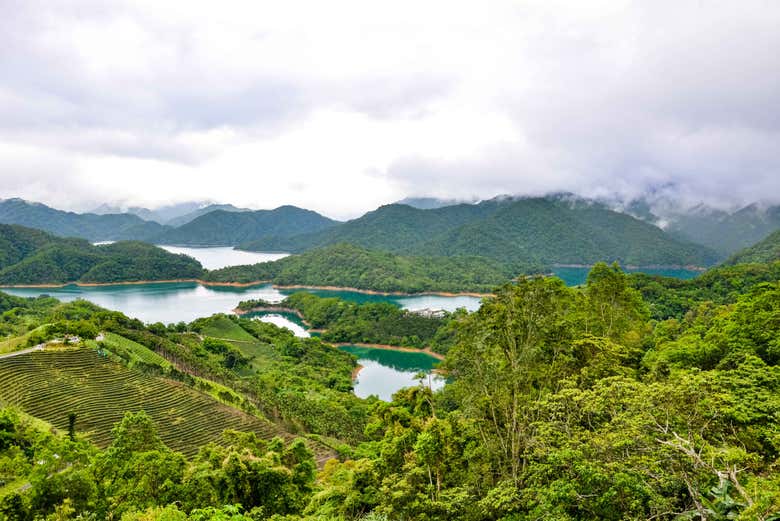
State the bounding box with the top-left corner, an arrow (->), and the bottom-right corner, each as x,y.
551,266 -> 702,286
241,310 -> 445,401
339,345 -> 445,401
158,245 -> 288,270
1,247 -> 703,402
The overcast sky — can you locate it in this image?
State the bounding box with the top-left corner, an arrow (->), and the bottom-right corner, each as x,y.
1,0 -> 778,219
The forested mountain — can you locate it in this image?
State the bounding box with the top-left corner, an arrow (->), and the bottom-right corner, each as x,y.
0,224 -> 203,284
165,203 -> 252,227
723,229 -> 780,265
242,196 -> 718,267
155,205 -> 339,246
616,196 -> 780,257
0,198 -> 172,241
394,196 -> 469,209
204,243 -> 523,293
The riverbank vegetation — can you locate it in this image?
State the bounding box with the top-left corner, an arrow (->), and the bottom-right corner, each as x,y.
241,292 -> 462,352
3,258 -> 780,519
205,243 -> 520,293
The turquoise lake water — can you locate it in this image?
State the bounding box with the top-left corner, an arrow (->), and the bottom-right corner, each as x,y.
1,247 -> 703,401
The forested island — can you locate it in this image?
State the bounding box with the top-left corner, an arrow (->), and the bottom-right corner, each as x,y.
2,256 -> 780,519
237,292 -> 461,352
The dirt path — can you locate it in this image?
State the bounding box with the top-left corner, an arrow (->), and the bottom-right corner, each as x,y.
0,344 -> 44,360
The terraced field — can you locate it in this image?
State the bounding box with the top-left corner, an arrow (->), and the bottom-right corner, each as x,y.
93,332 -> 172,369
0,348 -> 287,457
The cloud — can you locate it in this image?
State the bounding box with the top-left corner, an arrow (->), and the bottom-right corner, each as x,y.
0,0 -> 778,217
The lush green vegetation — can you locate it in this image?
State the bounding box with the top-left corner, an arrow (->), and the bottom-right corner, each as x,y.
206,243 -> 519,293
0,198 -> 169,242
0,225 -> 204,284
724,229 -> 780,265
0,409 -> 318,519
0,295 -> 362,458
5,260 -> 780,519
629,260 -> 780,320
241,196 -> 718,267
156,206 -> 338,246
246,292 -> 457,351
664,202 -> 780,257
0,349 -> 280,457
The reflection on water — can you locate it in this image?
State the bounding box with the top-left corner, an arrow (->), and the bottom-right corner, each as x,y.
2,282 -> 287,324
253,313 -> 309,338
338,345 -> 445,401
157,245 -> 289,270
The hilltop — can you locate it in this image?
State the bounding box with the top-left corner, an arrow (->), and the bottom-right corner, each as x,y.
723,228 -> 780,265
241,196 -> 718,267
0,224 -> 203,285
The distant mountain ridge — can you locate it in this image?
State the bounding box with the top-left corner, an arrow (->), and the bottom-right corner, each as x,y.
0,198 -> 336,246
724,229 -> 780,265
241,195 -> 718,268
154,205 -> 340,246
0,224 -> 203,284
0,198 -> 170,242
166,204 -> 251,227
609,196 -> 780,257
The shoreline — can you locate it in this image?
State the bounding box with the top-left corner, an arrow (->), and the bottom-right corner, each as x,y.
270,284 -> 491,298
331,342 -> 445,361
1,279 -> 490,297
551,263 -> 707,271
233,306 -> 314,328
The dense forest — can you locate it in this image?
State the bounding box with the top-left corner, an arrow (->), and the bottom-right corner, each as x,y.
0,225 -> 203,284
2,258 -> 780,519
155,206 -> 338,246
0,199 -> 169,242
723,229 -> 780,266
204,243 -> 521,293
240,196 -> 718,267
240,292 -> 459,352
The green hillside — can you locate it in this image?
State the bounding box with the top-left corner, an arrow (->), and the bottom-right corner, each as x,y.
666,203 -> 780,257
0,224 -> 204,285
241,196 -> 718,267
723,229 -> 780,265
0,348 -> 281,457
155,205 -> 339,246
0,198 -> 171,241
203,243 -> 522,292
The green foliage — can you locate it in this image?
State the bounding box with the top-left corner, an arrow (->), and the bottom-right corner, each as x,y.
156,206 -> 338,246
278,292 -> 449,349
724,228 -> 780,265
241,196 -> 718,267
629,260 -> 780,319
205,243 -> 515,293
0,198 -> 167,242
0,225 -> 204,285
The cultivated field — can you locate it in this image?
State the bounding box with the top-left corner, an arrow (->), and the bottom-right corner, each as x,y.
0,348 -> 285,457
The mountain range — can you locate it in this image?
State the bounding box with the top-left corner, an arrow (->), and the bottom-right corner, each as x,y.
0,224 -> 203,284
5,193 -> 780,269
241,195 -> 719,268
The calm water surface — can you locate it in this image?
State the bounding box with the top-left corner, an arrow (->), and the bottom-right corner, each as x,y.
552,266 -> 701,286
158,245 -> 288,270
338,345 -> 445,401
1,247 -> 702,401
